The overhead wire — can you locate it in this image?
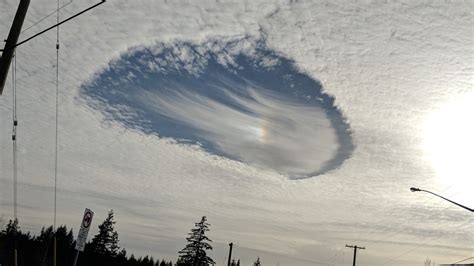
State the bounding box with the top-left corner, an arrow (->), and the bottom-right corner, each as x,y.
231,243 -> 335,266
351,185 -> 457,245
452,256 -> 474,264
380,218 -> 473,265
292,2 -> 471,264
355,190 -> 468,265
11,42 -> 19,266
11,50 -> 18,222
52,1 -> 61,265
21,0 -> 73,34
220,255 -> 227,266
53,0 -> 61,233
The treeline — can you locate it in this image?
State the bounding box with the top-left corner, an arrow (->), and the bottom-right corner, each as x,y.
0,212 -> 262,266
0,210 -> 174,266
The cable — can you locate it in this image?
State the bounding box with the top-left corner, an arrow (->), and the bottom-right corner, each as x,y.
52,2 -> 60,266
21,0 -> 73,34
351,200 -> 455,248
380,218 -> 473,265
220,255 -> 227,266
291,4 -> 470,264
452,256 -> 474,264
232,243 -> 335,266
53,0 -> 60,233
11,44 -> 19,266
16,0 -> 106,47
11,50 -> 18,222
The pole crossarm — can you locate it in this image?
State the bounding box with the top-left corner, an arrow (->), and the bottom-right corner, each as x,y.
0,0 -> 30,95
0,0 -> 106,95
346,244 -> 365,266
345,244 -> 365,249
15,0 -> 106,47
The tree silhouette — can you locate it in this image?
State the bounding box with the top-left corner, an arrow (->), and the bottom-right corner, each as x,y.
424,257 -> 435,266
4,219 -> 19,235
178,216 -> 215,266
253,257 -> 261,266
0,216 -> 173,266
88,210 -> 120,256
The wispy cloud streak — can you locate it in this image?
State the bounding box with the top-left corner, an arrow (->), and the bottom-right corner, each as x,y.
80,38 -> 354,178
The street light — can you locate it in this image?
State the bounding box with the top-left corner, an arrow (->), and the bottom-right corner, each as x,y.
410,187 -> 473,212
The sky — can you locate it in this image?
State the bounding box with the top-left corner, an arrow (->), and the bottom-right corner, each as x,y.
0,0 -> 473,265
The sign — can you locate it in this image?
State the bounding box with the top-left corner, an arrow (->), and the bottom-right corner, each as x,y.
75,208 -> 94,252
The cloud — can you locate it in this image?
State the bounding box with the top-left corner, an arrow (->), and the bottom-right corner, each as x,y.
0,1 -> 472,265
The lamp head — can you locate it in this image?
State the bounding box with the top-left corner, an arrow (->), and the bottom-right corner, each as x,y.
410,187 -> 421,192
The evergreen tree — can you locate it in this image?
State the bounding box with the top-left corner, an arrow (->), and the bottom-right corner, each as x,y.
4,219 -> 19,235
178,216 -> 215,266
253,257 -> 261,266
37,226 -> 53,243
55,225 -> 75,264
0,218 -> 174,266
88,209 -> 120,256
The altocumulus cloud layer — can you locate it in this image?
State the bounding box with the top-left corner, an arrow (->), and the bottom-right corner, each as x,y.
80,37 -> 354,178
1,1 -> 473,265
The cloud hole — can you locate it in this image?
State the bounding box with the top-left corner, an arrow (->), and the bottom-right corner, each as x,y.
79,37 -> 354,179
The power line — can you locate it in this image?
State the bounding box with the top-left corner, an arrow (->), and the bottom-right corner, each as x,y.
0,0 -> 29,95
11,50 -> 18,222
53,2 -> 61,266
1,0 -> 105,95
53,0 -> 61,233
293,3 -> 469,262
452,256 -> 474,264
15,0 -> 106,48
380,219 -> 473,265
11,46 -> 19,266
354,185 -> 457,242
21,0 -> 73,34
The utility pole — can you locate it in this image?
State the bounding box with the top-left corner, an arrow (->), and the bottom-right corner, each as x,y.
227,242 -> 233,266
1,2 -> 30,265
0,0 -> 106,96
0,0 -> 30,95
345,244 -> 365,266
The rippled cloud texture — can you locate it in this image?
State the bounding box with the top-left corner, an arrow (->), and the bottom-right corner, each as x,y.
1,1 -> 472,265
80,37 -> 353,178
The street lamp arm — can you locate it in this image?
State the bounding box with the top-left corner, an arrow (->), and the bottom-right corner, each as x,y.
411,187 -> 473,212
420,189 -> 473,212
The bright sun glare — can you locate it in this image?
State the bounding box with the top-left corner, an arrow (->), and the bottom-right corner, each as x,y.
423,91 -> 474,202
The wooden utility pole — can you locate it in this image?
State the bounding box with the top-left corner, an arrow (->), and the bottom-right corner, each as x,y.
0,0 -> 106,96
227,242 -> 233,266
345,244 -> 365,266
0,0 -> 30,95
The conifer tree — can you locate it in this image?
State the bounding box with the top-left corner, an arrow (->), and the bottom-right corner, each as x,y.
88,209 -> 120,256
253,257 -> 261,266
178,216 -> 215,266
4,219 -> 19,235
